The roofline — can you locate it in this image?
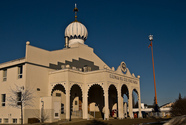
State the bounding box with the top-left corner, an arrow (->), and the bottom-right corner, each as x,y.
0,57 -> 25,69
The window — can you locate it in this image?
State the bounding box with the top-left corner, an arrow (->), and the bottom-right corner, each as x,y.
3,69 -> 7,81
0,118 -> 2,123
61,103 -> 64,114
3,118 -> 8,123
55,113 -> 58,117
17,92 -> 22,105
12,119 -> 17,123
1,94 -> 6,106
18,66 -> 23,79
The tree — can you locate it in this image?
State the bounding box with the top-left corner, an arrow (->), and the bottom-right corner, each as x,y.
153,96 -> 156,106
7,84 -> 35,125
179,93 -> 182,100
34,109 -> 50,123
152,97 -> 159,112
170,97 -> 186,116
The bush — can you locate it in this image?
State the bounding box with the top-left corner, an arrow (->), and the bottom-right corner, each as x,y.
170,97 -> 186,116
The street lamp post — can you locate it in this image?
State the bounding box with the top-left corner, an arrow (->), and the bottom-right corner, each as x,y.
148,35 -> 159,112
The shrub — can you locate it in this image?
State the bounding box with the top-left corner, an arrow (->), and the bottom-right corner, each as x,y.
170,97 -> 186,116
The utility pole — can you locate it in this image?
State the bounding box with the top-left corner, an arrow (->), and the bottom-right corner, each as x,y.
148,35 -> 159,112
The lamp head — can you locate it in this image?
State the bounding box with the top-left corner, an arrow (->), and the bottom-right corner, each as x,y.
149,35 -> 153,41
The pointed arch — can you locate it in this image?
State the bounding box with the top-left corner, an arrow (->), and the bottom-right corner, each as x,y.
121,84 -> 129,98
121,84 -> 129,118
88,84 -> 104,119
108,84 -> 118,118
70,84 -> 83,118
51,84 -> 66,96
132,88 -> 139,108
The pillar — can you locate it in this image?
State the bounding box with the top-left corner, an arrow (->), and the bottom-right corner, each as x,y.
138,93 -> 142,118
117,90 -> 124,119
128,91 -> 134,118
123,102 -> 127,118
104,90 -> 109,120
83,92 -> 88,119
66,90 -> 70,120
121,97 -> 124,119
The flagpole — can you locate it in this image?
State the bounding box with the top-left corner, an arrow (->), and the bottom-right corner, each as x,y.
148,35 -> 158,105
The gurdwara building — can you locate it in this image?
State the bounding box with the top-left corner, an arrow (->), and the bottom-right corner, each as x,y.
0,5 -> 142,124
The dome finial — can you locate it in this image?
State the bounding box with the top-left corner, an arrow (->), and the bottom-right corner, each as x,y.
73,3 -> 78,21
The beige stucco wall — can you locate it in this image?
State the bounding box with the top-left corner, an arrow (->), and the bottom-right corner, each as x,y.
24,63 -> 49,106
0,64 -> 26,124
26,43 -> 109,70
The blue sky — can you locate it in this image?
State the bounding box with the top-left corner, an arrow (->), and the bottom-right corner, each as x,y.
0,0 -> 186,106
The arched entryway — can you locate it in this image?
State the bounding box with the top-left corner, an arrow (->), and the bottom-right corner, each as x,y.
132,89 -> 138,108
132,89 -> 141,118
51,84 -> 66,118
108,84 -> 118,118
70,84 -> 83,119
88,84 -> 104,119
121,84 -> 129,118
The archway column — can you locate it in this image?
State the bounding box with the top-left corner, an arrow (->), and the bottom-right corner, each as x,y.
123,102 -> 127,118
128,90 -> 134,118
104,90 -> 109,120
66,90 -> 70,120
118,90 -> 124,119
82,92 -> 88,119
138,93 -> 142,118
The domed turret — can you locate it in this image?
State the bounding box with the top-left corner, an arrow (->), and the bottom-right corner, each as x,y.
65,21 -> 88,47
64,4 -> 88,48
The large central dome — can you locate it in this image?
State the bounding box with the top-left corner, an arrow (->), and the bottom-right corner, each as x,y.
65,21 -> 88,46
64,4 -> 88,47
